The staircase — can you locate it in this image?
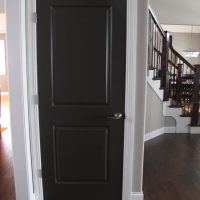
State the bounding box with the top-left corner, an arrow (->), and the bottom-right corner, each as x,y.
148,9 -> 200,134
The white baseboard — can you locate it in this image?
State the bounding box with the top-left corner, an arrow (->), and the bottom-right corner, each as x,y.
165,126 -> 176,133
190,126 -> 200,134
131,192 -> 144,200
145,127 -> 165,141
145,127 -> 176,142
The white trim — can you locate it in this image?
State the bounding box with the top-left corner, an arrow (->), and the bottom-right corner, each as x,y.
145,127 -> 176,141
165,126 -> 176,133
145,127 -> 165,142
131,192 -> 144,200
122,0 -> 138,199
6,0 -> 35,199
26,0 -> 43,199
133,0 -> 148,192
190,126 -> 200,134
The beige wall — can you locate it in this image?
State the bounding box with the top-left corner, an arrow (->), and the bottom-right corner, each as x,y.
145,84 -> 175,134
0,75 -> 8,91
171,32 -> 200,65
0,33 -> 8,92
0,0 -> 4,13
0,13 -> 6,32
0,13 -> 7,93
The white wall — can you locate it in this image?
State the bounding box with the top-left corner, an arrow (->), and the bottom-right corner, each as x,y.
145,84 -> 175,134
149,0 -> 200,25
171,32 -> 200,65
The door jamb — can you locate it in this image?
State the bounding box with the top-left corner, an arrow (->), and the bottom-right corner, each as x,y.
6,0 -> 139,199
122,0 -> 138,199
6,0 -> 35,199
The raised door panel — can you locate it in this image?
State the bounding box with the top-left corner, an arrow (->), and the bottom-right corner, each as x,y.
51,6 -> 111,105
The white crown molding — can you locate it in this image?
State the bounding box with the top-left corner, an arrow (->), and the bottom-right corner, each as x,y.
162,24 -> 200,33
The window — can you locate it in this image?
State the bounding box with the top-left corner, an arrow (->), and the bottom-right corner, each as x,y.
0,34 -> 6,75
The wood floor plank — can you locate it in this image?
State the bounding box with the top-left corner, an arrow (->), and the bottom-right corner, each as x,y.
0,130 -> 16,200
143,134 -> 200,200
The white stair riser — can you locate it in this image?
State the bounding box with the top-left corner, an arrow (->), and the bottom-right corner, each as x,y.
148,77 -> 191,133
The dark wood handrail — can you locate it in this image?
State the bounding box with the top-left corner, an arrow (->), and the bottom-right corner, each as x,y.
169,39 -> 196,72
168,59 -> 178,69
149,9 -> 165,37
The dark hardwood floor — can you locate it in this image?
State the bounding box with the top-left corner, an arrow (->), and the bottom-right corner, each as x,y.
0,129 -> 16,200
143,133 -> 200,200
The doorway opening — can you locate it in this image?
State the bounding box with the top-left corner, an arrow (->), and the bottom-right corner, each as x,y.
143,1 -> 200,199
0,2 -> 16,199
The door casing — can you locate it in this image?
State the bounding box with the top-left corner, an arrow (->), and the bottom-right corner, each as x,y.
5,0 -> 145,199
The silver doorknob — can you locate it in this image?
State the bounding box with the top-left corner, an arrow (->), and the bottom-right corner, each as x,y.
107,112 -> 125,120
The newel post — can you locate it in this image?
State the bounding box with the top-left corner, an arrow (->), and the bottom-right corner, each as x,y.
191,65 -> 200,126
161,31 -> 170,100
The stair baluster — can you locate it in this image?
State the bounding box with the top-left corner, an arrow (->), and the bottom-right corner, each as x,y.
191,65 -> 200,126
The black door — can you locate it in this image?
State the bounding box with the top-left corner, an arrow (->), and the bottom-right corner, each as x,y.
37,0 -> 127,199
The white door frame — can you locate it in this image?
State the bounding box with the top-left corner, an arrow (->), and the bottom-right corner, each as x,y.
6,0 -> 35,199
5,0 -> 146,199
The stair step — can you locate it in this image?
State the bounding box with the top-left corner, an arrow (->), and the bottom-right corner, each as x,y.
170,84 -> 194,87
180,114 -> 192,117
169,74 -> 194,79
149,66 -> 156,70
182,74 -> 194,79
181,94 -> 193,98
159,86 -> 165,90
153,77 -> 162,80
189,124 -> 200,127
163,97 -> 169,101
168,105 -> 183,108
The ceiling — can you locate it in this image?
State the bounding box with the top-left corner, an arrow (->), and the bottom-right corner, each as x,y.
161,25 -> 200,33
149,0 -> 200,25
0,0 -> 4,13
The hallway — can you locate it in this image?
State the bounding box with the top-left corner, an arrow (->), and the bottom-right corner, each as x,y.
143,134 -> 200,200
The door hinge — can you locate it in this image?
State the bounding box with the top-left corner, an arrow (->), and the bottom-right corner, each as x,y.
38,169 -> 42,178
33,94 -> 39,105
32,12 -> 37,23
